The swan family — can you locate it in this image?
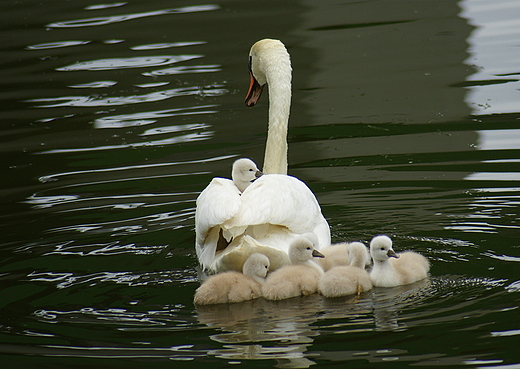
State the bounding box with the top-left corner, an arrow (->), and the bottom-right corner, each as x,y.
195,38 -> 330,274
192,39 -> 431,305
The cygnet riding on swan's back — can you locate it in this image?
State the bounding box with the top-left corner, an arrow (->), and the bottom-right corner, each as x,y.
195,39 -> 331,273
232,158 -> 263,192
262,236 -> 325,300
318,242 -> 372,298
369,235 -> 430,287
193,252 -> 270,305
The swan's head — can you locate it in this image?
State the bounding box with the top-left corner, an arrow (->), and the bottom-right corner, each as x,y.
242,252 -> 270,279
245,38 -> 291,107
289,237 -> 325,264
370,235 -> 399,262
232,158 -> 262,192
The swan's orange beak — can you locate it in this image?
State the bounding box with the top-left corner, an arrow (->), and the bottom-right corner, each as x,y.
245,71 -> 264,107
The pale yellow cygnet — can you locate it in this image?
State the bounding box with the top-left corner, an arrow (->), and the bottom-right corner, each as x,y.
194,252 -> 270,305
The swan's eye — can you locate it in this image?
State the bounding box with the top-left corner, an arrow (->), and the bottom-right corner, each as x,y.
249,168 -> 254,171
380,247 -> 385,251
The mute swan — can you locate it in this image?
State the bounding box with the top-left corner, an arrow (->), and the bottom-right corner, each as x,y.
195,39 -> 330,273
231,158 -> 263,192
193,252 -> 270,305
369,235 -> 430,287
262,236 -> 325,300
317,241 -> 372,271
318,242 -> 372,298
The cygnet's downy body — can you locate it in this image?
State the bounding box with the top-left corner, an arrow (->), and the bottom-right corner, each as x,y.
317,241 -> 372,271
369,235 -> 430,287
262,237 -> 325,300
194,252 -> 270,305
318,242 -> 372,298
232,158 -> 263,192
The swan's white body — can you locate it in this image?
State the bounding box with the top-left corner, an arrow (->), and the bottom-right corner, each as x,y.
262,237 -> 325,300
318,242 -> 372,298
369,235 -> 430,287
193,252 -> 270,305
195,39 -> 330,273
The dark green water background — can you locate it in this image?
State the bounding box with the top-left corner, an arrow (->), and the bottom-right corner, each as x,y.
1,0 -> 519,367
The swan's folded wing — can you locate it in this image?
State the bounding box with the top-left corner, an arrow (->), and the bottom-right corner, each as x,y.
195,178 -> 242,256
223,174 -> 329,241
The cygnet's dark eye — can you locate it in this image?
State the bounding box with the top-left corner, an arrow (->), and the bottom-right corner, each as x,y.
249,168 -> 254,171
307,247 -> 312,251
381,247 -> 385,251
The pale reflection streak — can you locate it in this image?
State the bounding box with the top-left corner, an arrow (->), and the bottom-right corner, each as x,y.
142,64 -> 221,76
39,131 -> 213,154
27,85 -> 226,108
29,268 -> 194,289
94,105 -> 217,128
131,41 -> 206,50
47,4 -> 220,28
36,154 -> 234,183
57,55 -> 202,71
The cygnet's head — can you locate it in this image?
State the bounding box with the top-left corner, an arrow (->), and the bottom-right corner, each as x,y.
232,158 -> 262,192
289,237 -> 325,264
347,242 -> 371,268
370,235 -> 399,262
243,252 -> 270,279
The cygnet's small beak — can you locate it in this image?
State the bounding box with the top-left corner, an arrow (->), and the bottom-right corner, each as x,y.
312,249 -> 325,258
387,249 -> 399,258
255,170 -> 263,178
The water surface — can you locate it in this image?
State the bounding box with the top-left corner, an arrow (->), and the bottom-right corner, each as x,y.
1,0 -> 519,367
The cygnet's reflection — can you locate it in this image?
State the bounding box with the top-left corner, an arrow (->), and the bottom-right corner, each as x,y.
195,277 -> 448,367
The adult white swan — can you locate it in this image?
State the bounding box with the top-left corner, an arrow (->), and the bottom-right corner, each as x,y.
195,39 -> 330,273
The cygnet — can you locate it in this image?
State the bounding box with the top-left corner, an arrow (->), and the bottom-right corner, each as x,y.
262,237 -> 325,300
231,158 -> 262,192
369,235 -> 430,287
317,241 -> 372,271
318,242 -> 372,298
194,252 -> 270,305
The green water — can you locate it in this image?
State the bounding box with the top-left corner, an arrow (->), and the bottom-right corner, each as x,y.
1,0 -> 519,367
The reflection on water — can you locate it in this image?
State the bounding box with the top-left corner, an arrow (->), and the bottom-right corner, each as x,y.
46,4 -> 220,28
1,0 -> 520,367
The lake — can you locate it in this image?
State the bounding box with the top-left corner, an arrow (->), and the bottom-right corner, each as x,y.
1,0 -> 519,367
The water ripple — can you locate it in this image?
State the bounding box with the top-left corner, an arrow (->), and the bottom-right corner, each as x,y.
93,105 -> 217,129
38,131 -> 213,154
26,41 -> 91,50
131,41 -> 205,50
85,2 -> 127,11
35,155 -> 234,183
69,81 -> 118,88
28,269 -> 194,289
47,5 -> 220,28
28,85 -> 226,108
142,64 -> 221,76
56,55 -> 202,71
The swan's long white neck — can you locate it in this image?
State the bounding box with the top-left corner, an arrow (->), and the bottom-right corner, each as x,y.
264,65 -> 291,175
251,39 -> 292,175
